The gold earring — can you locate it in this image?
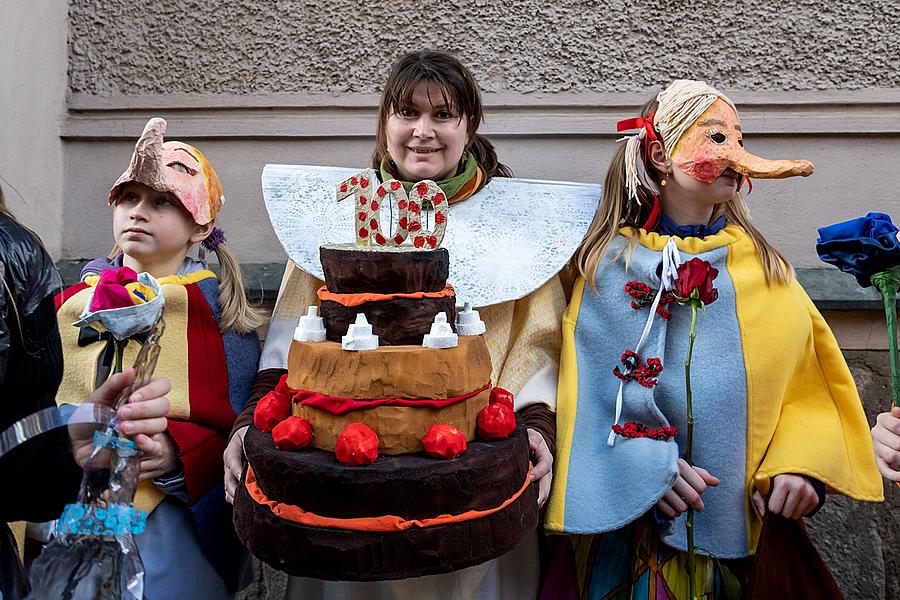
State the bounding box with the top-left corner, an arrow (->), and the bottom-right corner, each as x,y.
660,176 -> 668,188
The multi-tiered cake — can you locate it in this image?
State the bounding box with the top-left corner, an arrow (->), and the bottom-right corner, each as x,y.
233,243 -> 537,581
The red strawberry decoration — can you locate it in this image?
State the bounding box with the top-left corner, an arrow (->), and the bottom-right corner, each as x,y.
350,176 -> 358,185
377,187 -> 387,198
435,211 -> 446,225
339,183 -> 348,193
477,403 -> 516,440
393,233 -> 405,245
374,233 -> 386,245
421,424 -> 467,459
358,227 -> 368,238
371,200 -> 379,211
254,390 -> 292,433
390,180 -> 401,191
398,199 -> 408,210
370,219 -> 378,230
358,211 -> 366,221
398,217 -> 408,230
489,387 -> 515,410
360,176 -> 369,189
272,417 -> 313,451
408,221 -> 421,232
408,200 -> 421,214
426,235 -> 437,248
434,192 -> 446,205
413,236 -> 425,248
415,182 -> 428,196
335,423 -> 379,466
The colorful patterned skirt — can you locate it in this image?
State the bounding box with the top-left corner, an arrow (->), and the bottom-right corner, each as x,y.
542,518 -> 747,600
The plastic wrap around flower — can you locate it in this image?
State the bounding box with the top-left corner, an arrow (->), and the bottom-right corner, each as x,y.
73,267 -> 164,340
816,212 -> 900,287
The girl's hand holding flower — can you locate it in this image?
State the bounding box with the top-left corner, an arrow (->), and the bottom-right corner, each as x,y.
655,458 -> 720,518
72,368 -> 171,467
136,431 -> 179,481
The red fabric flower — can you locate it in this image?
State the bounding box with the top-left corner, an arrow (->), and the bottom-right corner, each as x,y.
421,424 -> 467,459
254,389 -> 292,433
674,258 -> 719,305
611,421 -> 677,441
90,266 -> 141,311
624,280 -> 673,319
489,387 -> 515,410
612,349 -> 663,388
477,403 -> 516,440
335,423 -> 379,466
272,417 -> 313,451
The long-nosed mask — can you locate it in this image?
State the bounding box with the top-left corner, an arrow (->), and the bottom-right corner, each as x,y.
108,117 -> 225,225
670,99 -> 814,183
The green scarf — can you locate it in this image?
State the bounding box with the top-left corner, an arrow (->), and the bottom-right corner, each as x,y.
380,152 -> 478,200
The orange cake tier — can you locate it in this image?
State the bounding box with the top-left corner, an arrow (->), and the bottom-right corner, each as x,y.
294,390 -> 490,455
286,336 -> 493,454
286,335 -> 491,399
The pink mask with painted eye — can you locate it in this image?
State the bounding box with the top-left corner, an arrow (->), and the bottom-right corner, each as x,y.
108,118 -> 225,225
671,100 -> 814,183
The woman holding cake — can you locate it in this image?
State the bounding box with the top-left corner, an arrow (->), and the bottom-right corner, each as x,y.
226,50 -> 563,599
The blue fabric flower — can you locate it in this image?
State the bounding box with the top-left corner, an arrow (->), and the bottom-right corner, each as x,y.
816,212 -> 900,287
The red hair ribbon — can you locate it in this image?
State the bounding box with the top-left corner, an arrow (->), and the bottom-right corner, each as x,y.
616,111 -> 658,142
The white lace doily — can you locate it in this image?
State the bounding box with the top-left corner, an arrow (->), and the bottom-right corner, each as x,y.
262,164 -> 602,307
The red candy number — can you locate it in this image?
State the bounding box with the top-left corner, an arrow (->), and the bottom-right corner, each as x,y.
337,170 -> 448,249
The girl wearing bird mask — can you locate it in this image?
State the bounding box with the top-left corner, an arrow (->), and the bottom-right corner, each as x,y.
542,80 -> 882,599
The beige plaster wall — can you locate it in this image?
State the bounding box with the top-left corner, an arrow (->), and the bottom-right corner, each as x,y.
59,0 -> 900,267
0,0 -> 69,256
60,105 -> 900,268
68,0 -> 900,95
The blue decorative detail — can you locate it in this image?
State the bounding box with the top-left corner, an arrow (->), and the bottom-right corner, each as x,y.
58,503 -> 147,535
657,213 -> 727,239
93,430 -> 138,453
816,212 -> 900,287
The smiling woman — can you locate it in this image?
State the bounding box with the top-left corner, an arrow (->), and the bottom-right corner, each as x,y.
373,50 -> 512,190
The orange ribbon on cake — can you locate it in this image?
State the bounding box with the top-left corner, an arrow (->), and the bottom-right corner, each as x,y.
244,463 -> 533,532
317,284 -> 455,307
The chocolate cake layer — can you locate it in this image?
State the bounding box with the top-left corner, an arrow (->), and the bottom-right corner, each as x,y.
244,420 -> 531,520
321,295 -> 456,346
320,245 -> 449,294
286,337 -> 492,399
234,460 -> 538,581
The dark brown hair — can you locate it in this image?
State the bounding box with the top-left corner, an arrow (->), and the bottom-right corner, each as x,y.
372,50 -> 512,187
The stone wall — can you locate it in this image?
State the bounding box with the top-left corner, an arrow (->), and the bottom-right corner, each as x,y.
69,0 -> 900,96
810,351 -> 899,599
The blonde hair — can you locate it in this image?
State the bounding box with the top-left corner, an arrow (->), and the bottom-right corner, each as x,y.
577,86 -> 793,291
211,241 -> 266,334
107,234 -> 266,335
